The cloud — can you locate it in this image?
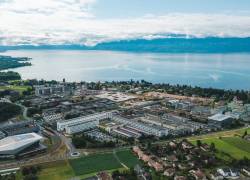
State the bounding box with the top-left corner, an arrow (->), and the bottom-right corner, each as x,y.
0,0 -> 250,46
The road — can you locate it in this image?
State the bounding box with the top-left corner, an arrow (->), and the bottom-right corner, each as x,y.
56,132 -> 79,157
16,103 -> 31,121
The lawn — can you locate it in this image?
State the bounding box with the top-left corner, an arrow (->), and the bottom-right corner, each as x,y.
188,127 -> 250,141
38,160 -> 75,180
115,149 -> 141,168
0,85 -> 31,93
221,137 -> 250,153
31,151 -> 138,180
69,153 -> 122,176
189,128 -> 250,160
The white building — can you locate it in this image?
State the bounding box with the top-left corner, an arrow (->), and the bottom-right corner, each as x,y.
112,116 -> 168,137
0,133 -> 43,156
34,85 -> 65,96
57,111 -> 114,134
208,114 -> 233,128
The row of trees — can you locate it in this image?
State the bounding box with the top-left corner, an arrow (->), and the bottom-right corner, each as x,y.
112,168 -> 137,180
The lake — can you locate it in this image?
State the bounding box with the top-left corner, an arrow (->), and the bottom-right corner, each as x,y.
1,50 -> 250,90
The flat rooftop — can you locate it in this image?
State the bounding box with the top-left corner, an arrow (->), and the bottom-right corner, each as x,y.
96,91 -> 136,102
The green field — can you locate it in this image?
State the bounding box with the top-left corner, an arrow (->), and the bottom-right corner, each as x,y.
188,127 -> 250,141
0,85 -> 31,93
116,150 -> 141,168
34,150 -> 139,179
69,153 -> 123,176
222,137 -> 250,153
190,128 -> 250,160
38,161 -> 75,180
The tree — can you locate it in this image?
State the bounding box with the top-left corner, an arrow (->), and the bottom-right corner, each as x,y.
196,140 -> 202,147
210,142 -> 216,152
22,167 -> 30,176
0,102 -> 21,122
242,130 -> 248,138
23,174 -> 38,180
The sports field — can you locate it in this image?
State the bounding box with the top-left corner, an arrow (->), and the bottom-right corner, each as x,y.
189,127 -> 250,160
69,152 -> 123,176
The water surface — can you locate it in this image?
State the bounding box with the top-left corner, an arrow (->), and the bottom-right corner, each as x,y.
1,50 -> 250,90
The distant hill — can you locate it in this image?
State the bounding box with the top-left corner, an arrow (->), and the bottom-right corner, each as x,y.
1,37 -> 250,53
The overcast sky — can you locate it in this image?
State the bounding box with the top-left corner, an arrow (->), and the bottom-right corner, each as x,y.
0,0 -> 250,46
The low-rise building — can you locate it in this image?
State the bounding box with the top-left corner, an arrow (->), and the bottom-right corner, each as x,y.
43,112 -> 63,123
0,121 -> 40,136
217,168 -> 240,179
34,84 -> 66,96
0,131 -> 5,140
0,133 -> 45,159
112,116 -> 168,137
57,111 -> 114,134
208,114 -> 233,128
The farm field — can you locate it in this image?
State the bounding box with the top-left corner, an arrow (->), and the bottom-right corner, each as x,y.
189,127 -> 250,160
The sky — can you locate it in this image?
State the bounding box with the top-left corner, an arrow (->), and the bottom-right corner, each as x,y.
0,0 -> 250,46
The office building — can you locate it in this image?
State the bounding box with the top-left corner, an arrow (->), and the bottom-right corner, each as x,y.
57,111 -> 114,134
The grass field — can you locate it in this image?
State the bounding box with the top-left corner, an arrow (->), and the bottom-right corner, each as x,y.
189,127 -> 250,160
69,153 -> 123,176
188,127 -> 250,141
115,150 -> 141,168
0,85 -> 31,93
38,161 -> 75,180
222,137 -> 250,153
35,150 -> 140,179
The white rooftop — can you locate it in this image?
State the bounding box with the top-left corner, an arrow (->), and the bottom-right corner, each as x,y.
0,133 -> 43,153
208,114 -> 232,121
96,91 -> 136,102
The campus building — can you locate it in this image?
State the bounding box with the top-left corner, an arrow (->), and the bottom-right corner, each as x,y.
112,116 -> 168,137
208,114 -> 233,128
34,85 -> 66,96
0,120 -> 40,136
0,133 -> 45,159
57,111 -> 114,134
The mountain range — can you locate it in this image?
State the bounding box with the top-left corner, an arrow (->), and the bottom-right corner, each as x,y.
1,37 -> 250,53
